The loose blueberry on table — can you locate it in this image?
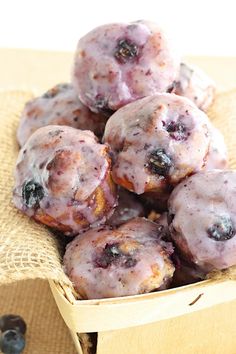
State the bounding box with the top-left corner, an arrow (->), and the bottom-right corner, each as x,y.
0,315 -> 26,354
0,315 -> 26,335
0,330 -> 25,354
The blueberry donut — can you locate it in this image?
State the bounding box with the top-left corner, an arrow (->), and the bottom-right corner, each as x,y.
63,217 -> 175,299
13,125 -> 117,236
104,93 -> 211,201
168,170 -> 236,272
204,126 -> 228,170
107,188 -> 145,226
17,83 -> 107,146
171,62 -> 216,112
72,20 -> 179,114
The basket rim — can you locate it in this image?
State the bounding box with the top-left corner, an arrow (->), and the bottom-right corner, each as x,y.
51,277 -> 224,305
50,278 -> 236,332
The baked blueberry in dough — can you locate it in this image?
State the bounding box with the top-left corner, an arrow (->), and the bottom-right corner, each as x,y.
13,125 -> 117,236
72,20 -> 179,113
104,93 -> 211,203
17,83 -> 107,146
170,62 -> 216,112
63,217 -> 175,299
168,170 -> 236,272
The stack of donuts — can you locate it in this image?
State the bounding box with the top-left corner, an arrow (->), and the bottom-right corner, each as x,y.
13,20 -> 236,300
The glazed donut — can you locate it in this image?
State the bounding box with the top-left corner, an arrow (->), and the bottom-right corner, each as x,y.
72,20 -> 179,113
63,217 -> 175,299
13,125 -> 117,236
168,170 -> 236,272
104,93 -> 211,202
17,83 -> 107,146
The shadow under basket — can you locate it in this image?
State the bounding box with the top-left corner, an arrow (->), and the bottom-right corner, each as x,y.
49,278 -> 236,354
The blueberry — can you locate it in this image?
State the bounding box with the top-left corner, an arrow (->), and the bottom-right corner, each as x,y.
147,149 -> 172,176
0,330 -> 25,354
95,243 -> 121,269
114,39 -> 139,64
166,121 -> 188,141
94,243 -> 138,269
22,180 -> 44,208
0,315 -> 26,335
207,216 -> 235,241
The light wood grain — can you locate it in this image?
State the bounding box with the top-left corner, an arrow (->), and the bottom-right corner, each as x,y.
97,299 -> 236,354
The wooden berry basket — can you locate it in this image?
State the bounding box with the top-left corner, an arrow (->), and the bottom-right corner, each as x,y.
49,278 -> 236,353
